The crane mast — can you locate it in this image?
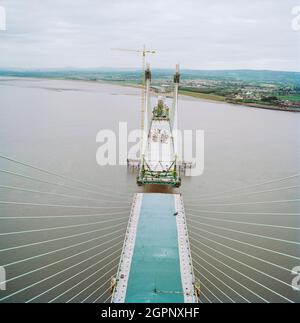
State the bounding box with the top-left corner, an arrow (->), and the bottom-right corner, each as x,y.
111,46 -> 156,158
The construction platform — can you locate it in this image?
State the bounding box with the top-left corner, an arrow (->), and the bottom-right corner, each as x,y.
111,193 -> 198,303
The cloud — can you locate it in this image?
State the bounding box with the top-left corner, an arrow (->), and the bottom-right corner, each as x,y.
0,0 -> 299,71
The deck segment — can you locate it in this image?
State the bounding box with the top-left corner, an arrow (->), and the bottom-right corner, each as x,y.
112,193 -> 197,303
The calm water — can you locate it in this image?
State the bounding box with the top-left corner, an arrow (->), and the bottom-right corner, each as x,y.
0,77 -> 299,303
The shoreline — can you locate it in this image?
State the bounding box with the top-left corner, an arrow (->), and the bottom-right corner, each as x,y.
178,89 -> 299,112
228,101 -> 300,113
1,75 -> 299,112
78,78 -> 300,112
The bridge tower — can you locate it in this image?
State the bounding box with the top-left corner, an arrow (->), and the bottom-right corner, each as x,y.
137,65 -> 181,187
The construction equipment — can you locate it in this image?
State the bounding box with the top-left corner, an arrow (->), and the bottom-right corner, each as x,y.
137,64 -> 181,187
111,46 -> 156,156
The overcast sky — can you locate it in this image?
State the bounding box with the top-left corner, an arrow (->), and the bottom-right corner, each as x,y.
0,0 -> 299,71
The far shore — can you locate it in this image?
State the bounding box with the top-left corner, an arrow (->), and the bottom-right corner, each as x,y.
83,78 -> 300,112
0,75 -> 299,112
178,89 -> 300,112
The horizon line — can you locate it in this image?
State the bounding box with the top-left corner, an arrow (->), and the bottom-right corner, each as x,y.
0,67 -> 300,74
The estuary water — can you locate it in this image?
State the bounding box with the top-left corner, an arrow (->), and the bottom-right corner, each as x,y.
0,77 -> 299,303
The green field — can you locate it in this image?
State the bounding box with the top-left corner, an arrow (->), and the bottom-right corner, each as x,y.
279,94 -> 300,102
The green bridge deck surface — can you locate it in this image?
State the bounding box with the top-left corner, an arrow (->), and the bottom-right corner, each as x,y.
125,193 -> 184,303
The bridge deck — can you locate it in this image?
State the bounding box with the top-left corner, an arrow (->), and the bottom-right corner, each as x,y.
112,193 -> 197,303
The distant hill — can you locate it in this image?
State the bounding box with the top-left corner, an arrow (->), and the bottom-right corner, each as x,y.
0,68 -> 300,87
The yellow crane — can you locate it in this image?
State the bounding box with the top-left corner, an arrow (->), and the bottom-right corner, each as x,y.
111,46 -> 156,157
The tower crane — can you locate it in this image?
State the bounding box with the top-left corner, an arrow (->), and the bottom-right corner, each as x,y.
111,46 -> 156,157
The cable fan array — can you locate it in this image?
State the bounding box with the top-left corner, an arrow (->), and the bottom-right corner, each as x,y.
0,154 -> 135,303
